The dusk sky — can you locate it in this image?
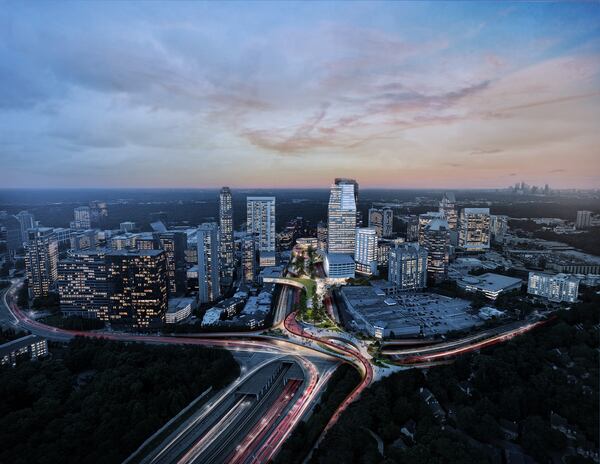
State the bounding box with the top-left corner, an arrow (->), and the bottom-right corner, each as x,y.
1,2 -> 599,189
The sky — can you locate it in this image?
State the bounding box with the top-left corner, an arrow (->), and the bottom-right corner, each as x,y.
1,2 -> 599,189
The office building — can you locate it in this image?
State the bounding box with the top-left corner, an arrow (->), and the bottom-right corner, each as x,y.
388,243 -> 428,291
107,249 -> 168,328
459,208 -> 491,251
439,192 -> 458,230
368,207 -> 393,238
575,210 -> 592,229
317,221 -> 328,251
354,227 -> 378,275
528,272 -> 579,303
246,197 -> 276,262
423,219 -> 450,284
418,211 -> 445,245
156,231 -> 187,296
70,229 -> 97,251
0,335 -> 48,367
26,228 -> 59,298
490,215 -> 508,243
1,214 -> 21,255
73,206 -> 92,230
219,187 -> 235,277
458,273 -> 522,300
327,180 -> 357,254
58,249 -> 110,319
16,210 -> 35,245
197,223 -> 221,304
110,233 -> 138,250
166,297 -> 195,324
241,235 -> 258,284
405,216 -> 419,242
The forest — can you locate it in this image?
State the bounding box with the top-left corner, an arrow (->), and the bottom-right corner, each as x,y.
0,337 -> 239,464
311,289 -> 599,464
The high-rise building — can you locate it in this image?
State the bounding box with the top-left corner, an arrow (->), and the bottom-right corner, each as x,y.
327,181 -> 357,254
354,228 -> 378,275
241,234 -> 257,284
528,272 -> 579,303
490,215 -> 508,243
439,192 -> 458,230
246,197 -> 276,258
156,231 -> 187,296
1,215 -> 22,256
25,228 -> 59,298
219,187 -> 235,277
107,249 -> 168,328
58,249 -> 110,319
418,211 -> 445,245
459,208 -> 491,251
73,206 -> 92,230
388,243 -> 428,291
317,221 -> 328,252
16,210 -> 35,245
197,223 -> 221,304
405,216 -> 419,242
423,219 -> 450,284
368,207 -> 393,238
576,210 -> 592,229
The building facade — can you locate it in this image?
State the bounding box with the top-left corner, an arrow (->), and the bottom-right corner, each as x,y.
418,211 -> 445,245
368,207 -> 393,238
459,208 -> 491,251
528,272 -> 579,303
490,214 -> 508,243
327,181 -> 357,254
439,192 -> 458,230
73,206 -> 92,230
26,227 -> 59,298
197,223 -> 221,304
423,219 -> 450,283
246,197 -> 276,255
388,243 -> 428,291
241,234 -> 258,284
219,187 -> 235,277
575,210 -> 592,229
354,227 -> 378,275
16,210 -> 35,245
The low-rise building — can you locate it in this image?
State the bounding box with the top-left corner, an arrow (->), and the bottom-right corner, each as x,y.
324,253 -> 355,279
166,297 -> 195,324
201,308 -> 222,327
457,273 -> 522,300
0,335 -> 48,367
528,272 -> 579,303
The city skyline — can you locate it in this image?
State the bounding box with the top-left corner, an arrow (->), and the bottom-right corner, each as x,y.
1,2 -> 599,189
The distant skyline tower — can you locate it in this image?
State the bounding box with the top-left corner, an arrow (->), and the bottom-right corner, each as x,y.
439,192 -> 458,230
354,227 -> 378,275
26,227 -> 58,298
16,210 -> 35,245
197,222 -> 221,304
246,196 -> 276,254
219,187 -> 235,277
423,219 -> 450,283
368,207 -> 393,238
73,206 -> 91,230
327,180 -> 357,254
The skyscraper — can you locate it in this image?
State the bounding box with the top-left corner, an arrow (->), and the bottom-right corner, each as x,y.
418,211 -> 445,245
241,234 -> 258,284
439,192 -> 458,230
327,181 -> 357,254
197,223 -> 221,304
25,228 -> 59,298
219,187 -> 235,277
1,214 -> 22,256
423,219 -> 450,284
354,228 -> 378,275
459,208 -> 491,251
246,197 -> 276,255
16,210 -> 35,245
368,207 -> 393,238
576,210 -> 592,229
156,231 -> 187,296
317,221 -> 328,252
388,243 -> 428,291
73,206 -> 92,230
107,249 -> 168,328
490,215 -> 508,243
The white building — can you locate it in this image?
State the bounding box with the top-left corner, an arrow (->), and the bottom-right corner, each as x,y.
528,272 -> 579,303
166,297 -> 195,324
246,197 -> 276,256
459,208 -> 491,251
120,221 -> 136,232
327,181 -> 357,254
197,223 -> 221,304
388,243 -> 427,291
73,206 -> 91,230
575,210 -> 592,229
354,227 -> 378,275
